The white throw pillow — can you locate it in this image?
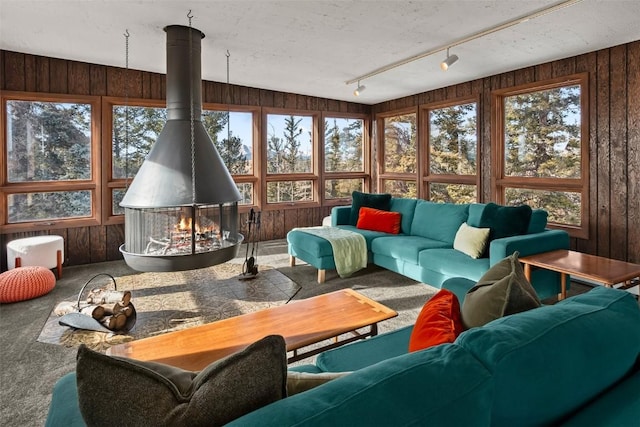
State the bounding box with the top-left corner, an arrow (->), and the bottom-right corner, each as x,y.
453,222 -> 490,259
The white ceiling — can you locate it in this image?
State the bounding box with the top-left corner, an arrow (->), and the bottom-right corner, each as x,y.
1,0 -> 639,105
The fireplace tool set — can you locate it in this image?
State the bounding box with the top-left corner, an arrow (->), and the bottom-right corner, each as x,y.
241,209 -> 261,280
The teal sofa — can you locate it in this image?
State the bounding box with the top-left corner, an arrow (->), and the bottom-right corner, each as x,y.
46,286 -> 640,426
288,199 -> 570,300
228,286 -> 640,426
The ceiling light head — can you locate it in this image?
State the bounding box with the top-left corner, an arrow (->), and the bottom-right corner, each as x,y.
354,81 -> 366,96
440,48 -> 458,71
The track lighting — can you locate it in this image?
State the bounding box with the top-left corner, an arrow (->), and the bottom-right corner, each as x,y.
440,47 -> 458,71
353,80 -> 366,96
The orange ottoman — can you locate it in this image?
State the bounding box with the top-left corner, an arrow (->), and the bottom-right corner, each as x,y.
0,266 -> 56,303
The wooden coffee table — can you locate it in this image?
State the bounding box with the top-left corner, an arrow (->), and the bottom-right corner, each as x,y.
107,289 -> 397,371
520,249 -> 640,300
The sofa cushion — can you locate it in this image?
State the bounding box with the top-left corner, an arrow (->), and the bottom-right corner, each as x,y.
410,201 -> 469,244
461,252 -> 540,329
453,222 -> 490,259
527,209 -> 548,234
418,248 -> 490,282
389,197 -> 418,234
478,203 -> 532,256
228,344 -> 494,427
409,289 -> 463,352
335,225 -> 390,251
456,287 -> 640,427
76,335 -> 287,427
356,207 -> 401,234
372,236 -> 451,265
349,191 -> 391,226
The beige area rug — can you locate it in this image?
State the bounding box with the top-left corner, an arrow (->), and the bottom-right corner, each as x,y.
37,263 -> 299,352
37,261 -> 438,353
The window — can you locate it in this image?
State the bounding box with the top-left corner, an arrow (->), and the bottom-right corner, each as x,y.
105,98 -> 165,221
493,73 -> 589,238
323,114 -> 368,201
1,92 -> 100,231
264,110 -> 317,204
422,97 -> 479,203
377,109 -> 418,198
202,105 -> 258,206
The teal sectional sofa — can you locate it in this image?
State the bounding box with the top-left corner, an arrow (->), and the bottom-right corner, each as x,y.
229,286 -> 640,426
288,198 -> 570,300
45,286 -> 640,426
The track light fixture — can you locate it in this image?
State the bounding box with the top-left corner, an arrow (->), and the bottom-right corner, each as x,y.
440,47 -> 458,71
353,80 -> 366,96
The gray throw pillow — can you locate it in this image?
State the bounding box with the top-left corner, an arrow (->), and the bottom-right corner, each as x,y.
461,252 -> 541,329
76,335 -> 287,427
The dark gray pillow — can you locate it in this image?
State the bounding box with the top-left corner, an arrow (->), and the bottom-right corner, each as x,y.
349,191 -> 392,225
76,335 -> 287,427
461,252 -> 541,329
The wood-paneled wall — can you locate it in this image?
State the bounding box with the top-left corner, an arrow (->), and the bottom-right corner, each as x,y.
0,50 -> 361,269
372,41 -> 640,264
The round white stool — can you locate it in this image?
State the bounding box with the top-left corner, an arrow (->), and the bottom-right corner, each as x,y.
6,235 -> 64,279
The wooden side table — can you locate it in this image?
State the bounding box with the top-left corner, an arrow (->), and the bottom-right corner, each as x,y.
519,249 -> 640,300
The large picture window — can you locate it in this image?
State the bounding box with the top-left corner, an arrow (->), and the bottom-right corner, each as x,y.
323,114 -> 367,201
423,97 -> 479,203
264,110 -> 317,205
377,109 -> 418,198
493,73 -> 589,237
1,92 -> 100,231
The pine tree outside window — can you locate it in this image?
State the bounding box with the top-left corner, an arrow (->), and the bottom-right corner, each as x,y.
377,109 -> 418,198
492,73 -> 589,238
323,114 -> 368,201
264,110 -> 318,205
422,97 -> 479,203
1,92 -> 101,232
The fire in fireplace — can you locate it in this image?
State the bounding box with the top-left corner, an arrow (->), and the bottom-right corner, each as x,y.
119,24 -> 243,272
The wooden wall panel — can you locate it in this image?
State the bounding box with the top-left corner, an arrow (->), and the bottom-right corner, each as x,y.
595,49 -> 611,258
49,58 -> 68,93
627,41 -> 640,264
608,45 -> 628,262
90,225 -> 107,263
67,227 -> 92,265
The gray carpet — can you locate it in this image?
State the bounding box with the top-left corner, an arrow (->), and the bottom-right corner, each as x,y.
0,241 -> 436,426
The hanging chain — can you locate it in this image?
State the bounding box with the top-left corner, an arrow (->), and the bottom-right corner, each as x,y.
226,50 -> 231,157
123,29 -> 130,190
187,10 -> 196,205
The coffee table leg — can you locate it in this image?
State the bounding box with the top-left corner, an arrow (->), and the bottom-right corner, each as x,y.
523,263 -> 532,282
559,273 -> 567,301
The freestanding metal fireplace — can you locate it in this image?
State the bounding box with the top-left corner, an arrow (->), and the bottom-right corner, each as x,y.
119,25 -> 243,272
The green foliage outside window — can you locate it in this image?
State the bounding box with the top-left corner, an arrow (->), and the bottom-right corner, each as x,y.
5,100 -> 93,222
384,114 -> 416,174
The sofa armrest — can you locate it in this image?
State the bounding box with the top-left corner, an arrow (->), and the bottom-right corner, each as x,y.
489,229 -> 570,266
331,205 -> 352,226
315,325 -> 413,372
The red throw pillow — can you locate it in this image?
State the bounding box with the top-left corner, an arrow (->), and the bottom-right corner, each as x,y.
356,207 -> 402,234
408,289 -> 464,352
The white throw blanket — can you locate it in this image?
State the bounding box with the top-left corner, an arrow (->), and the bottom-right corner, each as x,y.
294,227 -> 367,277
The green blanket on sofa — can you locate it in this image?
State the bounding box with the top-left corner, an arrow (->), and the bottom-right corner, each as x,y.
293,227 -> 366,277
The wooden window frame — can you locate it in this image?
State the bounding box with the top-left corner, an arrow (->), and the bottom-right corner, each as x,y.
491,73 -> 590,238
320,111 -> 371,207
1,91 -> 102,233
376,107 -> 419,197
420,95 -> 480,202
202,103 -> 261,211
262,107 -> 320,209
101,97 -> 165,225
